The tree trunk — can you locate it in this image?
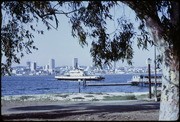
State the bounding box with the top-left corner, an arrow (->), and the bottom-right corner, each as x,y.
159,47 -> 179,120
144,14 -> 179,120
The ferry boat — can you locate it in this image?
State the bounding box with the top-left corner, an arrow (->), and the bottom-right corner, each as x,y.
55,69 -> 105,81
127,74 -> 162,86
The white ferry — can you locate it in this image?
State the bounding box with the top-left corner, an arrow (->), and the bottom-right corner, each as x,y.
55,69 -> 105,81
128,74 -> 162,86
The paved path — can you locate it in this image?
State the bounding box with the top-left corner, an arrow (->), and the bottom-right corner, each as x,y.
2,100 -> 160,121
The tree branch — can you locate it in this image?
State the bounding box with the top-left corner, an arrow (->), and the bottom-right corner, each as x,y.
122,1 -> 164,39
170,1 -> 179,26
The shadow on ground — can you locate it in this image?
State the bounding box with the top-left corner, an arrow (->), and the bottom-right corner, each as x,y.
2,102 -> 160,120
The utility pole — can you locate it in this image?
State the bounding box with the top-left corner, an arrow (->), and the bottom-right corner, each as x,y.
147,58 -> 152,99
154,46 -> 157,101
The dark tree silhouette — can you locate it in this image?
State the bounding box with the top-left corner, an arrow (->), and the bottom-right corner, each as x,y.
1,1 -> 179,120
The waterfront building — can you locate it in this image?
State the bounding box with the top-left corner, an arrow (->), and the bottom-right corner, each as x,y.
12,69 -> 17,74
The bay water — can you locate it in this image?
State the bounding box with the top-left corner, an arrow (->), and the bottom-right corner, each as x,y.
1,74 -> 148,96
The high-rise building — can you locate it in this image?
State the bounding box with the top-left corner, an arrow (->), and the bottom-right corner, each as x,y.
30,62 -> 37,71
49,59 -> 55,73
73,58 -> 78,69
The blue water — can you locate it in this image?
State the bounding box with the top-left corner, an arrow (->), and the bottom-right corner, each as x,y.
1,74 -> 148,96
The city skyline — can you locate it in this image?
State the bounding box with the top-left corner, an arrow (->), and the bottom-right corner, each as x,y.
14,56 -> 156,69
10,57 -> 162,76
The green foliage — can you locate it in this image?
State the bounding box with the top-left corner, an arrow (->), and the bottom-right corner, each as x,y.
84,95 -> 94,97
103,95 -> 137,101
91,98 -> 99,101
68,1 -> 136,67
69,1 -> 179,69
124,1 -> 179,70
135,94 -> 148,100
136,20 -> 154,50
1,1 -> 179,75
1,1 -> 59,75
72,97 -> 85,99
19,95 -> 35,101
55,94 -> 69,98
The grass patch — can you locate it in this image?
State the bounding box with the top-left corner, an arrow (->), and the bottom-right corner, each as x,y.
135,94 -> 148,99
72,97 -> 85,99
87,92 -> 104,95
55,94 -> 69,98
103,95 -> 137,101
95,93 -> 104,95
84,95 -> 94,97
91,98 -> 99,101
19,96 -> 35,100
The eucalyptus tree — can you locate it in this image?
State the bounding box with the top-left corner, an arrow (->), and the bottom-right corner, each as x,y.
61,1 -> 179,120
65,1 -> 179,120
1,1 -> 179,120
123,2 -> 179,120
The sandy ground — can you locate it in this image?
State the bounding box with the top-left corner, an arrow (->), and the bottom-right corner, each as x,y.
1,93 -> 160,121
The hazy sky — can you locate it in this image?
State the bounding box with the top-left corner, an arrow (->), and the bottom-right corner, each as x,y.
11,3 -> 157,68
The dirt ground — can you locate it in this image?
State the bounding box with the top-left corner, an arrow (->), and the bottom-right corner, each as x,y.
1,100 -> 160,121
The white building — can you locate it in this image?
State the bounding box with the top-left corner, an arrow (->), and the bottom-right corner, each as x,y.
30,62 -> 37,71
44,65 -> 49,71
26,61 -> 31,70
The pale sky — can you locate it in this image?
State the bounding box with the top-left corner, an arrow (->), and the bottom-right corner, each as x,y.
10,3 -> 157,68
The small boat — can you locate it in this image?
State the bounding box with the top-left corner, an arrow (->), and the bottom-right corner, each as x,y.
55,69 -> 105,81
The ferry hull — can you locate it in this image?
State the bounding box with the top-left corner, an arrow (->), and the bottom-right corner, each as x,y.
55,76 -> 105,81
